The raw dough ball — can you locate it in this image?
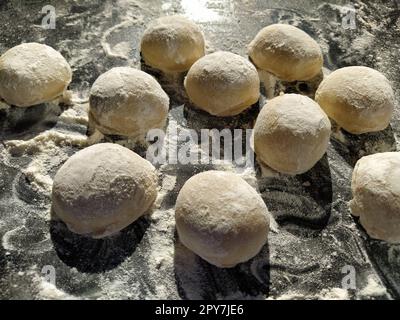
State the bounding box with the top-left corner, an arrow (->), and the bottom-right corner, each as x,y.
141,15 -> 205,73
0,43 -> 72,107
89,67 -> 169,137
52,143 -> 158,238
350,152 -> 400,243
175,171 -> 270,268
184,51 -> 260,116
254,94 -> 331,175
315,66 -> 395,134
248,24 -> 323,81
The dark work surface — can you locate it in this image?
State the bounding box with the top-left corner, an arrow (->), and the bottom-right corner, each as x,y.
0,0 -> 399,300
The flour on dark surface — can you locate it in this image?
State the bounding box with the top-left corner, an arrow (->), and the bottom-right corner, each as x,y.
0,0 -> 399,299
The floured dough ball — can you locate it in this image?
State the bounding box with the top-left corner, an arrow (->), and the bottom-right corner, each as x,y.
350,152 -> 400,243
52,143 -> 158,238
175,171 -> 270,268
315,66 -> 395,134
141,15 -> 205,73
0,43 -> 72,107
89,67 -> 169,137
184,51 -> 260,116
254,94 -> 331,175
248,24 -> 323,82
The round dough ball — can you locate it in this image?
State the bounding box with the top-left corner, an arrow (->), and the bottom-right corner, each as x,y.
315,66 -> 395,134
0,43 -> 72,107
248,24 -> 323,81
141,15 -> 205,73
89,67 -> 169,137
184,51 -> 260,116
175,171 -> 270,268
254,94 -> 331,175
350,152 -> 400,243
52,143 -> 158,238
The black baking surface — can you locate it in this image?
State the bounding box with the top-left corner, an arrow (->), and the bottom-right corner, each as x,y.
0,0 -> 399,300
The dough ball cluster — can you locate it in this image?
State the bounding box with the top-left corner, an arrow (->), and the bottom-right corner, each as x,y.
141,15 -> 205,73
254,94 -> 331,175
175,171 -> 270,268
0,43 -> 72,107
52,143 -> 158,238
350,152 -> 400,243
184,51 -> 260,117
89,67 -> 169,137
316,66 -> 395,134
248,24 -> 323,82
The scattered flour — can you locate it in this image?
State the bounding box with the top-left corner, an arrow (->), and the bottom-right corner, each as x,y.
272,288 -> 349,300
58,105 -> 89,126
5,130 -> 88,157
359,275 -> 388,298
37,279 -> 77,300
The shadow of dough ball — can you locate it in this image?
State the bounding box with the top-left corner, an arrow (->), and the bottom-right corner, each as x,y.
140,15 -> 205,74
350,152 -> 400,243
315,66 -> 395,134
0,43 -> 72,107
175,170 -> 270,268
51,143 -> 158,238
89,67 -> 169,138
248,24 -> 323,82
184,51 -> 260,117
253,94 -> 331,175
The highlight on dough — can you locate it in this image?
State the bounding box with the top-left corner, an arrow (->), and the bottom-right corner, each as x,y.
140,15 -> 206,74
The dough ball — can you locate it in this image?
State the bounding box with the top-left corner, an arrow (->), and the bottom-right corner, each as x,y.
315,66 -> 395,134
175,171 -> 270,268
0,43 -> 72,107
141,15 -> 205,73
89,67 -> 169,137
52,143 -> 158,238
350,152 -> 400,243
184,51 -> 260,116
254,94 -> 331,175
248,24 -> 323,81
